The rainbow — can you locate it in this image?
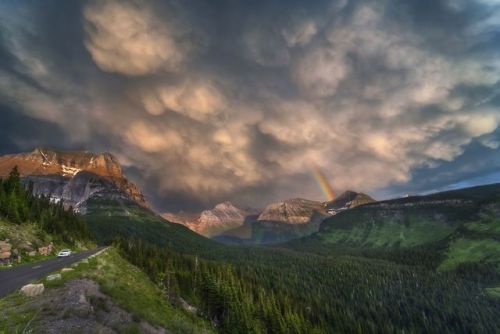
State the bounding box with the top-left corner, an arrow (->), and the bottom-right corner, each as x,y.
312,166 -> 335,201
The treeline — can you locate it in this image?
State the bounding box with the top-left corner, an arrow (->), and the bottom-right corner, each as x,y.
0,166 -> 92,243
115,237 -> 319,333
116,237 -> 500,333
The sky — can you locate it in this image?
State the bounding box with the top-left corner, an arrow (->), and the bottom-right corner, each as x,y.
0,0 -> 499,212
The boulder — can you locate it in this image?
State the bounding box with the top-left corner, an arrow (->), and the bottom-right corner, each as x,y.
0,240 -> 12,252
47,274 -> 62,281
28,251 -> 37,256
0,241 -> 12,259
0,251 -> 11,259
61,268 -> 74,273
38,242 -> 54,256
20,283 -> 45,297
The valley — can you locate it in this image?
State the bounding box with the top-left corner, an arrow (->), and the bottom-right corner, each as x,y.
2,1 -> 500,332
0,148 -> 499,333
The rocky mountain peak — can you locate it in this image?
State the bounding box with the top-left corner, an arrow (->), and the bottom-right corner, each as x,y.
325,191 -> 375,211
163,202 -> 259,237
25,147 -> 123,178
257,198 -> 328,224
213,201 -> 238,211
0,148 -> 148,209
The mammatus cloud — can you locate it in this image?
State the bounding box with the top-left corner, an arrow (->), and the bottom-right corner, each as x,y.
282,20 -> 318,47
140,79 -> 226,120
292,47 -> 349,97
0,0 -> 499,211
83,0 -> 202,75
125,121 -> 183,152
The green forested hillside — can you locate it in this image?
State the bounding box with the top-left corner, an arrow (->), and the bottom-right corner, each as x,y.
287,184 -> 500,269
116,236 -> 500,333
321,184 -> 499,247
84,197 -> 220,254
0,167 -> 92,245
88,184 -> 500,333
215,220 -> 317,245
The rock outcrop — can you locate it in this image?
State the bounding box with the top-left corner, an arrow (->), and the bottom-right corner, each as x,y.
0,148 -> 148,211
21,283 -> 45,297
37,242 -> 54,256
0,240 -> 12,260
19,279 -> 166,333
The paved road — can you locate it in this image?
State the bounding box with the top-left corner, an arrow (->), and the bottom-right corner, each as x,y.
0,247 -> 104,297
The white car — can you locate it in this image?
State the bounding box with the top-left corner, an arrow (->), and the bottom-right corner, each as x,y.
57,249 -> 72,257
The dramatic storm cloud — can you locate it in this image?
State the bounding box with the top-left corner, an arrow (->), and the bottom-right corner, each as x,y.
0,0 -> 499,211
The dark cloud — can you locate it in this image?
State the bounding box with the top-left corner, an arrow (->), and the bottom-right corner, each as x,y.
0,0 -> 499,212
376,134 -> 500,199
0,104 -> 69,155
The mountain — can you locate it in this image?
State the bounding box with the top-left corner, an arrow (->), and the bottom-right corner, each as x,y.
163,197 -> 330,244
0,148 -> 219,254
286,183 -> 500,276
163,201 -> 259,237
215,198 -> 329,244
164,192 -> 377,244
0,170 -> 210,332
215,193 -> 376,244
0,148 -> 148,211
256,191 -> 375,225
325,190 -> 375,212
257,198 -> 328,224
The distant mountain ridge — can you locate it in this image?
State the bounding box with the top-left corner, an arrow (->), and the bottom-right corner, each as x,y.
0,148 -> 148,211
325,190 -> 375,211
286,183 -> 500,267
163,201 -> 260,237
257,198 -> 328,225
217,191 -> 374,244
168,191 -> 374,244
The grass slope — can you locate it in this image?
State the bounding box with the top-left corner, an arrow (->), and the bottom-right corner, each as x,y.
0,247 -> 212,333
319,217 -> 454,248
438,202 -> 500,274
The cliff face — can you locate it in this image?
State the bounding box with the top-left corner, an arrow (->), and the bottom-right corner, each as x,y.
163,202 -> 259,237
0,148 -> 122,177
0,148 -> 148,210
257,198 -> 328,225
